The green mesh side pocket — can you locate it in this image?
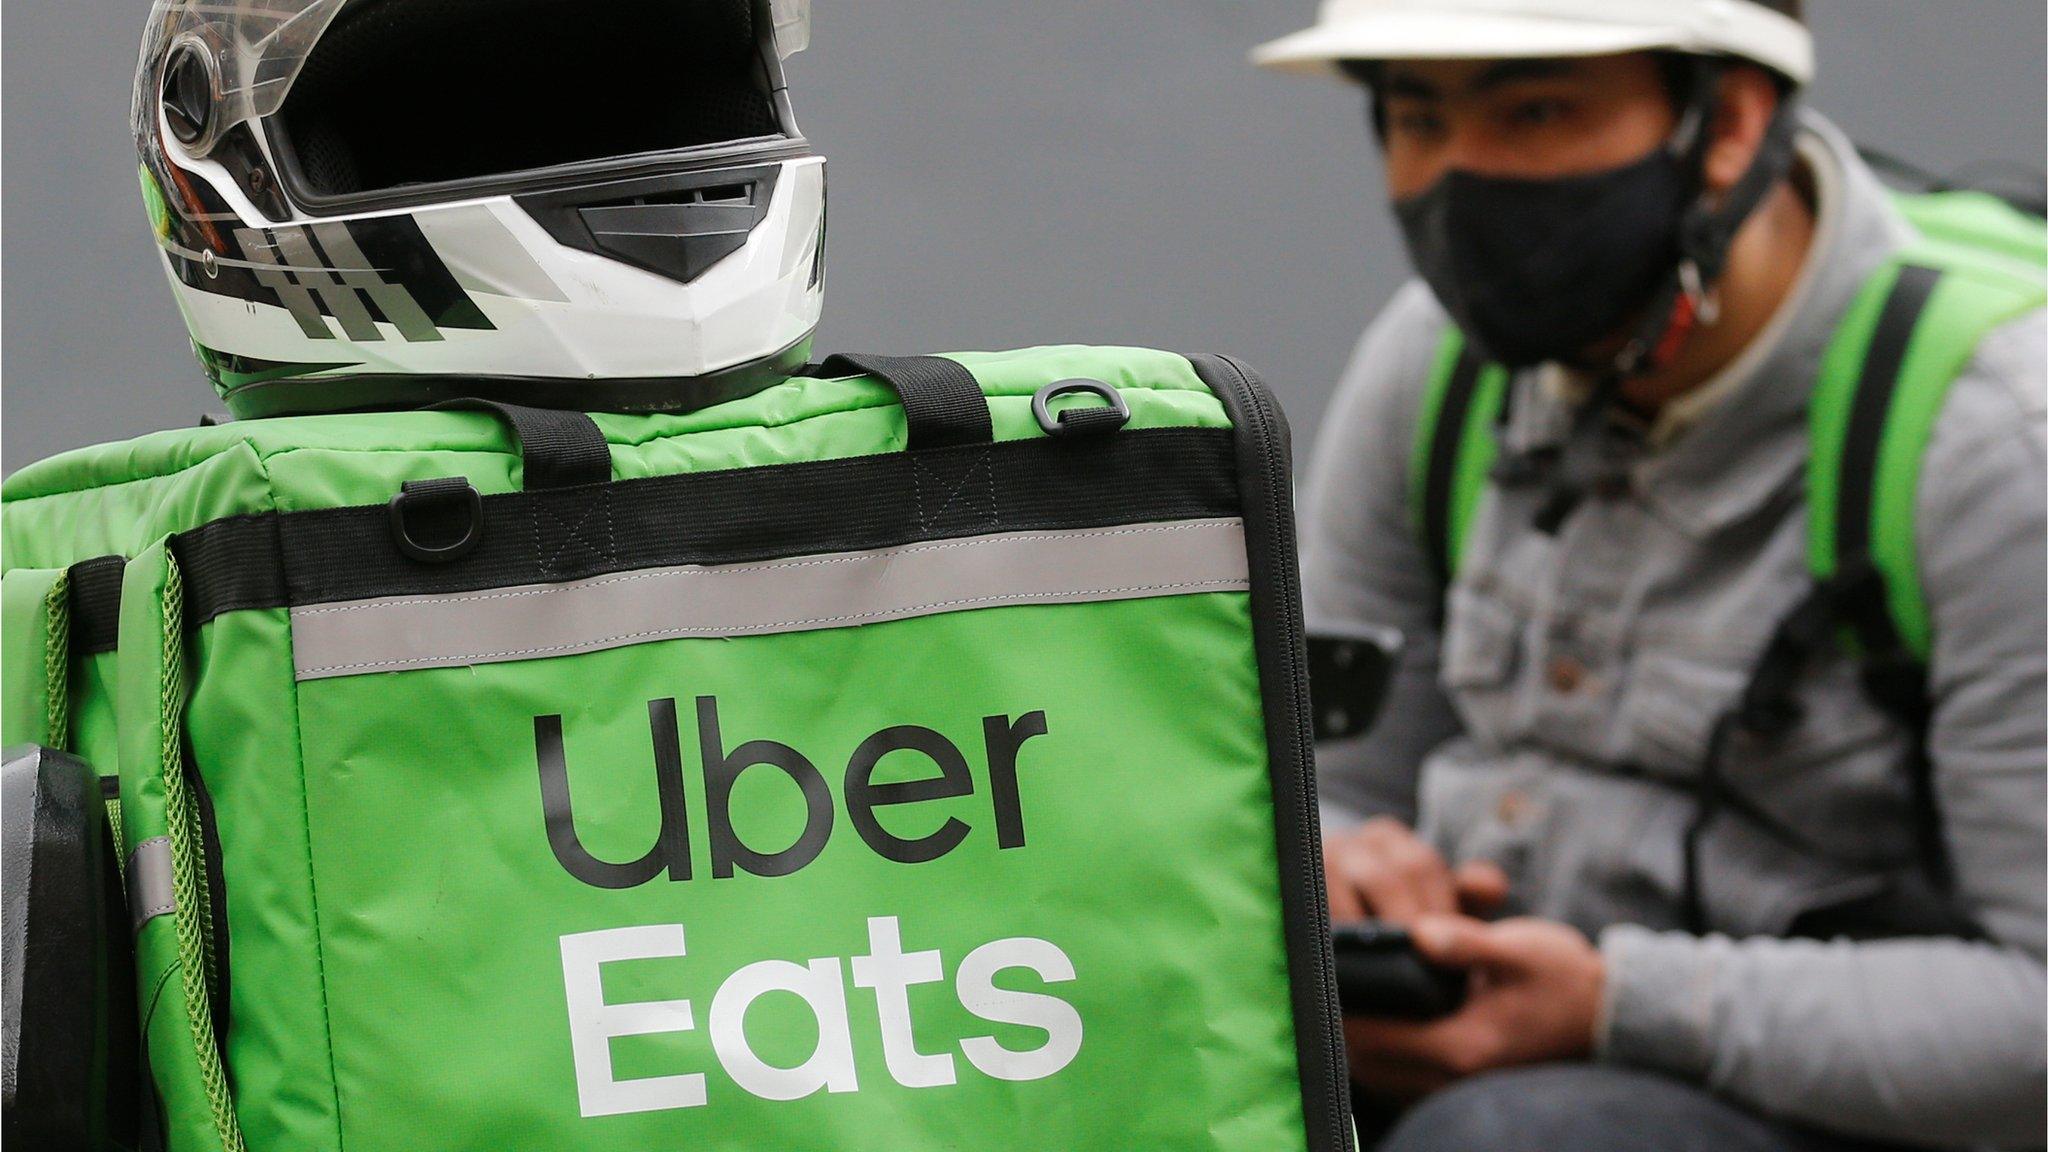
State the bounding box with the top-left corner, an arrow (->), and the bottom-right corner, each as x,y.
43,572 -> 71,743
34,574 -> 121,852
2,566 -> 70,748
158,558 -> 241,1150
120,543 -> 245,1152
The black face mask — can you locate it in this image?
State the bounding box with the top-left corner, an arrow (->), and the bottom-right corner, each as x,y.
1392,143 -> 1693,369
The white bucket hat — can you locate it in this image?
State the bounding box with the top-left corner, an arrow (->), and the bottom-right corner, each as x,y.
1252,0 -> 1812,86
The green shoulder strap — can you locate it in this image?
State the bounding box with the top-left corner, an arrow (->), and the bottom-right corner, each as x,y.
1410,329 -> 1511,590
1891,189 -> 2048,275
1808,252 -> 2047,671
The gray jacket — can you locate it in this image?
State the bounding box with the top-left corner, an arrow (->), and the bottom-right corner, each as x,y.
1300,111 -> 2047,1149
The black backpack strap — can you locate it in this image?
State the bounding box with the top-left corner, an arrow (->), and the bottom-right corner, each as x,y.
1827,264 -> 1942,702
1410,332 -> 1508,601
816,353 -> 995,451
1743,268 -> 1944,730
1736,262 -> 1971,899
1687,265 -> 1955,930
393,402 -> 614,566
1819,265 -> 1951,886
1419,345 -> 1486,591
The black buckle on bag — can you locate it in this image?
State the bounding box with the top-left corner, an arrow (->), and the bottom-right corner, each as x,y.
1032,379 -> 1131,437
389,477 -> 483,564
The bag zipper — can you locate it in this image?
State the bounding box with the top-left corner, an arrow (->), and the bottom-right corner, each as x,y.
1186,353 -> 1350,1151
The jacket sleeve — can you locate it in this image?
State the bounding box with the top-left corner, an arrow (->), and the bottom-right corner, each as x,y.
1299,283 -> 1466,830
1596,310 -> 2048,1150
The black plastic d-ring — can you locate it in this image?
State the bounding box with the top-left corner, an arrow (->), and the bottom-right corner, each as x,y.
1032,379 -> 1132,437
389,477 -> 484,563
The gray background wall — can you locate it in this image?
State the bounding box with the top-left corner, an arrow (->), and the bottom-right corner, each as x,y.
5,2 -> 2043,472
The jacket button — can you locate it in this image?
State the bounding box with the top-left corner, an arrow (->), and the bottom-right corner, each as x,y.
1496,790 -> 1532,827
1546,656 -> 1587,694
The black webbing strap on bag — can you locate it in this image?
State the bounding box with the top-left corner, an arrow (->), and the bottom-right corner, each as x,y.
816,354 -> 995,450
428,399 -> 613,490
387,401 -> 615,565
73,403 -> 618,632
67,557 -> 127,658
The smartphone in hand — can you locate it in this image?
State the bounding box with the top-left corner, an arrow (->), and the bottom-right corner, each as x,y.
1330,920 -> 1468,1021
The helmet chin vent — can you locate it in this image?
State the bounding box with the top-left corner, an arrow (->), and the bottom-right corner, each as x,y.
517,165 -> 783,285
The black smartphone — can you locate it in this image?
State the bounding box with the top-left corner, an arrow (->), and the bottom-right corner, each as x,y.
1306,622 -> 1403,742
1329,920 -> 1468,1021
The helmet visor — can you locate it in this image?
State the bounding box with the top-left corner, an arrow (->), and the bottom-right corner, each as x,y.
134,0 -> 351,154
272,0 -> 790,202
141,0 -> 802,208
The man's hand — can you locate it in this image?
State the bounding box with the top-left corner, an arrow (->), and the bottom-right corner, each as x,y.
1344,916 -> 1605,1101
1324,817 -> 1509,924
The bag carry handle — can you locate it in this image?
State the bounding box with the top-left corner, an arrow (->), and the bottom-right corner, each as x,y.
816,353 -> 995,451
392,401 -> 613,564
428,399 -> 613,490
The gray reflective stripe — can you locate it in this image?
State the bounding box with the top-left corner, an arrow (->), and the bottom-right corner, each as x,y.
290,518 -> 1250,681
127,836 -> 175,934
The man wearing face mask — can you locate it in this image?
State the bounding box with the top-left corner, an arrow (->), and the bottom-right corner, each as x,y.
1254,2 -> 2047,1150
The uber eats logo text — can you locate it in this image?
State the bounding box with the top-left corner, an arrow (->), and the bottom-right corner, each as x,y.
537,697 -> 1080,1118
537,697 -> 1046,885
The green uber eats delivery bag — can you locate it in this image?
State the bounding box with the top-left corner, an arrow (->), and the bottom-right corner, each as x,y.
0,347 -> 1352,1152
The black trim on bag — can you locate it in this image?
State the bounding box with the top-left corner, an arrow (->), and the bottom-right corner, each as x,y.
1187,354 -> 1351,1152
176,515 -> 288,627
160,427 -> 1241,624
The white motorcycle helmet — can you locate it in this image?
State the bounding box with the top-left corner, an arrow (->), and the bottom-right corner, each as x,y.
134,0 -> 826,418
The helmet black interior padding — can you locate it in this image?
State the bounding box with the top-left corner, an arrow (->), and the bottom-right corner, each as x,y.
274,0 -> 780,201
